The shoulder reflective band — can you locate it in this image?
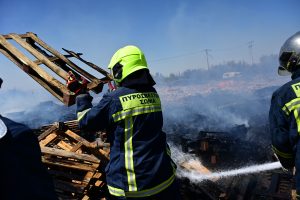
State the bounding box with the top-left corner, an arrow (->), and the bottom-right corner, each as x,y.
112,105 -> 161,122
292,82 -> 300,97
0,118 -> 7,139
272,145 -> 293,159
107,173 -> 175,197
282,97 -> 300,115
119,92 -> 161,110
282,101 -> 300,135
77,108 -> 91,121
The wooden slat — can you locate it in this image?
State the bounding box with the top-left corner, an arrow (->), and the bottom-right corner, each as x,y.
64,130 -> 109,161
82,171 -> 94,184
95,180 -> 104,187
41,146 -> 100,163
92,172 -> 102,179
71,142 -> 83,152
27,32 -> 98,82
3,33 -> 30,39
98,149 -> 110,161
57,140 -> 73,151
64,130 -> 92,148
0,35 -> 70,97
0,46 -> 30,72
82,195 -> 90,200
42,158 -> 97,171
38,125 -> 58,141
0,47 -> 65,103
54,179 -> 85,193
9,33 -> 68,80
40,133 -> 58,147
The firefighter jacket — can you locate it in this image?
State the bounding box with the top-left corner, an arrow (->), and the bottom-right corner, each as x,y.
76,86 -> 176,198
269,69 -> 300,169
0,115 -> 57,200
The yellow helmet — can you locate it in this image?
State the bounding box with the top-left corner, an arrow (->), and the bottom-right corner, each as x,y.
108,45 -> 148,83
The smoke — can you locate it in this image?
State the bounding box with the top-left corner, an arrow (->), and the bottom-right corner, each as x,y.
154,55 -> 290,139
159,87 -> 257,134
0,89 -> 54,114
0,89 -> 77,128
169,142 -> 203,166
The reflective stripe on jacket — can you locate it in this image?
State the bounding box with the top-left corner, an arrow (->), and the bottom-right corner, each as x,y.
269,71 -> 300,162
76,86 -> 176,197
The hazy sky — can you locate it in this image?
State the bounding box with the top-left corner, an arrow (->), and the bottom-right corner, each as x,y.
0,0 -> 299,91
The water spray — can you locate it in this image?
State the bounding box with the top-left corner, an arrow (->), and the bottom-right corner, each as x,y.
178,161 -> 282,183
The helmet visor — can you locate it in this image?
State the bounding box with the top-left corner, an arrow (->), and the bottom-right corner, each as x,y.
279,52 -> 294,70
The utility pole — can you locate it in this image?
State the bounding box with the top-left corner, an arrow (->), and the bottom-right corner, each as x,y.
204,49 -> 211,70
247,41 -> 254,65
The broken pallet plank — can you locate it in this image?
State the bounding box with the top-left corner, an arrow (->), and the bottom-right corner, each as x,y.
9,33 -> 68,80
41,146 -> 100,163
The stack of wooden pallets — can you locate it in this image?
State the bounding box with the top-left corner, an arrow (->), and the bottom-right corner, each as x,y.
37,120 -> 110,200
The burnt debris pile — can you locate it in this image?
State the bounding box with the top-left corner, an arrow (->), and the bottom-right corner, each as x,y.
162,83 -> 296,199
2,79 -> 297,199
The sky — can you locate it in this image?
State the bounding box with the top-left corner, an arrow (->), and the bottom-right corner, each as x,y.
0,0 -> 299,91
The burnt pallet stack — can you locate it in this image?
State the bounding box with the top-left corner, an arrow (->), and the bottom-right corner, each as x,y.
37,120 -> 109,200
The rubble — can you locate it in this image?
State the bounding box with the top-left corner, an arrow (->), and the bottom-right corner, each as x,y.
172,128 -> 296,200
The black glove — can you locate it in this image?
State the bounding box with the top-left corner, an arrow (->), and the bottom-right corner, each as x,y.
66,71 -> 88,95
273,153 -> 295,170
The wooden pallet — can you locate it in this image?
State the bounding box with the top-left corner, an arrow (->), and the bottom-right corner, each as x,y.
38,121 -> 109,200
0,32 -> 111,106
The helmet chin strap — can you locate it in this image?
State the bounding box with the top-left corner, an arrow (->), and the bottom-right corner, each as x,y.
108,70 -> 117,91
108,81 -> 117,92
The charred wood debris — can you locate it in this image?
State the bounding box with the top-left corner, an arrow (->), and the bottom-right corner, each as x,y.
30,108 -> 296,200
168,125 -> 295,200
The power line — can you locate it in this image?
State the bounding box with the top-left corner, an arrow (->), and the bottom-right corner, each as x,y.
247,41 -> 254,65
148,41 -> 255,65
204,49 -> 212,70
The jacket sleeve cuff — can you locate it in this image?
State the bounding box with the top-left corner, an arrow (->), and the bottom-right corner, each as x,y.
76,93 -> 93,113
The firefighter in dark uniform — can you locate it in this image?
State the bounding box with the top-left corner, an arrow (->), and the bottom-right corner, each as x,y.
269,31 -> 300,199
71,45 -> 179,199
0,78 -> 58,200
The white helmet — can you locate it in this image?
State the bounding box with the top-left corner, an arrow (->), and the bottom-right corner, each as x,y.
278,31 -> 300,76
0,119 -> 7,140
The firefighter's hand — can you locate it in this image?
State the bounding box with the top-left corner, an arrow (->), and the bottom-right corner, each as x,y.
66,71 -> 88,95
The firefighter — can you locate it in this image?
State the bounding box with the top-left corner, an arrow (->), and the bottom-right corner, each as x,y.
0,78 -> 58,200
69,45 -> 179,199
269,31 -> 300,198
